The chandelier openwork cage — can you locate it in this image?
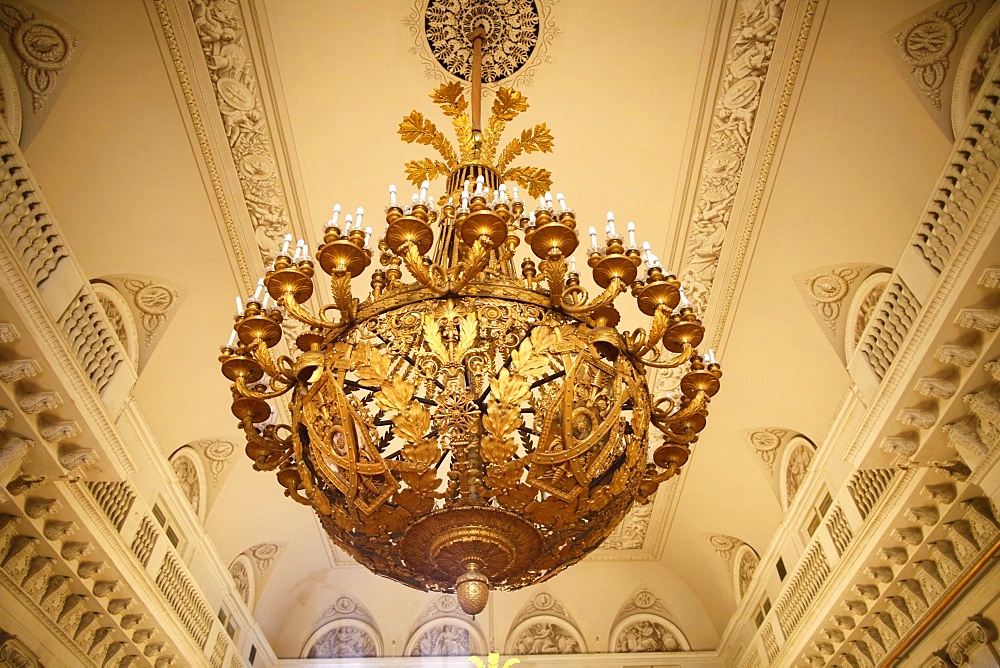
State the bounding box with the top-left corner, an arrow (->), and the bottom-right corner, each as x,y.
219,46 -> 721,615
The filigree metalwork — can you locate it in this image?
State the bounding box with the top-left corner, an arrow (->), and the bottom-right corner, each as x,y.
220,81 -> 722,615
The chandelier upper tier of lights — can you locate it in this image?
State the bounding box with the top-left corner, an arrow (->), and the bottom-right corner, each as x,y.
219,29 -> 721,616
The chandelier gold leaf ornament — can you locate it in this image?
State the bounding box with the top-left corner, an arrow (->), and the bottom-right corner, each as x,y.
219,27 -> 721,616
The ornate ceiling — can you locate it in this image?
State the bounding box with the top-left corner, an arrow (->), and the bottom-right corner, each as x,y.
0,0 -> 998,665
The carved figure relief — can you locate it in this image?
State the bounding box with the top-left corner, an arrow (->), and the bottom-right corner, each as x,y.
404,0 -> 558,88
307,623 -> 378,659
186,0 -> 291,259
736,544 -> 760,600
782,437 -> 815,509
678,0 -> 786,314
599,495 -> 653,549
511,622 -> 581,654
229,556 -> 250,605
411,624 -> 472,656
169,452 -> 201,517
614,620 -> 681,652
806,267 -> 863,332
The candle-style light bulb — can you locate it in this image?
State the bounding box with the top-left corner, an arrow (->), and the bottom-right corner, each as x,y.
363,226 -> 373,248
569,255 -> 576,273
589,226 -> 599,251
330,205 -> 341,228
253,278 -> 265,301
538,196 -> 546,210
389,185 -> 397,207
301,244 -> 309,261
606,212 -> 617,238
227,329 -> 237,348
343,214 -> 353,233
642,241 -> 653,267
355,207 -> 365,230
678,286 -> 690,308
512,185 -> 519,201
627,221 -> 637,247
475,175 -> 484,194
235,296 -> 244,315
704,349 -> 717,365
419,180 -> 429,203
280,233 -> 293,256
557,193 -> 567,211
529,211 -> 536,225
261,293 -> 270,309
293,239 -> 305,261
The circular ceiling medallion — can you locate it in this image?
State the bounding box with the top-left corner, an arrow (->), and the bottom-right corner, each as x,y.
424,0 -> 540,83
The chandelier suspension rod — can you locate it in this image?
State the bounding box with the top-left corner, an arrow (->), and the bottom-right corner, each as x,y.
470,25 -> 486,138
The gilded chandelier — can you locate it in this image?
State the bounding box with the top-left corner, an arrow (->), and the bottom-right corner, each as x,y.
219,31 -> 721,615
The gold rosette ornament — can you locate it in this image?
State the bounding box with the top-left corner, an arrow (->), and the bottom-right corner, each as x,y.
219,29 -> 721,616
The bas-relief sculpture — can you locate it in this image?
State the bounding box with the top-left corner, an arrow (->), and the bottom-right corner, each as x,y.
614,620 -> 681,652
511,622 -> 580,655
411,624 -> 472,657
307,624 -> 378,659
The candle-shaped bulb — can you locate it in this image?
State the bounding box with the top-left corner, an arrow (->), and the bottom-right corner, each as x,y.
475,175 -> 484,194
235,295 -> 244,315
343,214 -> 353,233
355,207 -> 365,229
331,204 -> 341,227
261,293 -> 270,309
292,238 -> 305,260
569,255 -> 576,273
301,244 -> 309,261
627,221 -> 637,247
557,193 -> 567,211
589,226 -> 598,251
606,212 -> 617,237
389,185 -> 397,206
363,226 -> 373,248
642,242 -> 654,267
461,191 -> 469,209
411,193 -> 419,204
678,286 -> 690,308
512,185 -> 519,201
704,349 -> 717,365
280,233 -> 293,255
419,180 -> 429,202
227,329 -> 238,348
253,278 -> 265,301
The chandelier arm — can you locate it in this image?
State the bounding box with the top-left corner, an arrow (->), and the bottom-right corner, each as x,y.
252,339 -> 294,384
236,374 -> 294,400
538,256 -> 568,309
643,461 -> 681,487
280,293 -> 341,329
650,390 -> 709,431
240,417 -> 293,471
560,277 -> 627,316
634,343 -> 696,369
398,241 -> 449,295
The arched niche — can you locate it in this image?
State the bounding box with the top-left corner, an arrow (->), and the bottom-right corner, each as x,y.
951,1 -> 1000,137
167,446 -> 207,523
779,435 -> 816,511
0,46 -> 22,143
406,617 -> 485,657
301,618 -> 382,659
610,614 -> 689,653
507,615 -> 586,655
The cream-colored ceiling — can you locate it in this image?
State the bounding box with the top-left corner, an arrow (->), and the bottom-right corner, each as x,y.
17,0 -> 960,658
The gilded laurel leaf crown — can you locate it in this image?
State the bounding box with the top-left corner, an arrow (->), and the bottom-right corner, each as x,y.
399,81 -> 554,197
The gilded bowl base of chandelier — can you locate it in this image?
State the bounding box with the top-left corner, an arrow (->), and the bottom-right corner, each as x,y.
219,28 -> 722,616
400,507 -> 542,615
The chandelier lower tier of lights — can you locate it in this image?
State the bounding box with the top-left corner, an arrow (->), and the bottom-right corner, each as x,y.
219,32 -> 721,616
